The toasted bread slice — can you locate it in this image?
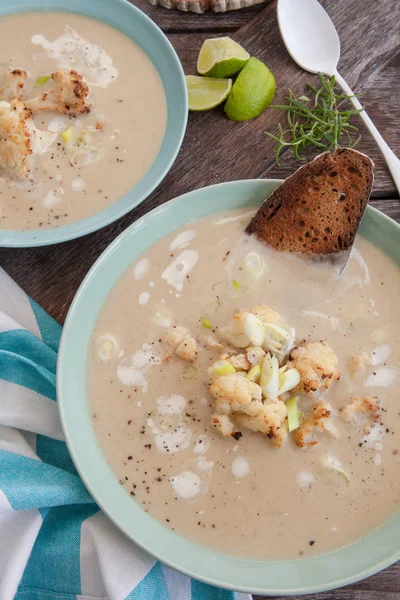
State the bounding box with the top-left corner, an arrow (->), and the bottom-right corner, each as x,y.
246,149 -> 374,254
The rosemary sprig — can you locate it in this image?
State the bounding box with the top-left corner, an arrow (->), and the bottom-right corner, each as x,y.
266,73 -> 364,165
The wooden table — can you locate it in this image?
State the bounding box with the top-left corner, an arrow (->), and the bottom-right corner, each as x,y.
2,0 -> 399,597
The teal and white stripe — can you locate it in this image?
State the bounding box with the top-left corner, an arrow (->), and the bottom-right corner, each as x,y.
0,269 -> 251,600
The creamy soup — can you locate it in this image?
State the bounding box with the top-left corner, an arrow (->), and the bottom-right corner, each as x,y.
0,12 -> 166,230
87,209 -> 400,559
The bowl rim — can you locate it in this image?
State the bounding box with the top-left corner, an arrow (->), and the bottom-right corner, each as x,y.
0,0 -> 187,247
58,178 -> 400,595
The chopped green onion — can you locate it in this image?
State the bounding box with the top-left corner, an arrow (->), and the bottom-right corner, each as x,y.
232,279 -> 241,292
213,360 -> 236,376
260,353 -> 279,399
201,317 -> 212,329
286,396 -> 301,432
244,252 -> 265,279
60,126 -> 74,142
322,455 -> 351,483
247,364 -> 261,382
243,313 -> 265,346
35,75 -> 51,87
279,367 -> 300,395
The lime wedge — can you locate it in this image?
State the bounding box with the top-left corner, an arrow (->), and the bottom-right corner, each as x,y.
224,57 -> 276,121
186,75 -> 232,111
197,37 -> 250,78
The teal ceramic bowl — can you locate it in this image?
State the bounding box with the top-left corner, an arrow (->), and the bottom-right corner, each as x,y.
0,0 -> 187,247
58,179 -> 400,595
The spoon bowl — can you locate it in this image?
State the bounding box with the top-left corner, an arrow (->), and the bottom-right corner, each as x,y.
277,0 -> 340,75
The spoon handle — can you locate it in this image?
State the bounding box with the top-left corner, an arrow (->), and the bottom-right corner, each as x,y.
335,71 -> 400,196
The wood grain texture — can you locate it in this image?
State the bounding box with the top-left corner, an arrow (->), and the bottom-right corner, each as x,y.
0,1 -> 399,597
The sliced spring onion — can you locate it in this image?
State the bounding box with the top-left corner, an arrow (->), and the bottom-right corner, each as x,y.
247,364 -> 261,382
279,367 -> 301,395
244,252 -> 265,279
260,353 -> 280,399
243,313 -> 265,346
35,75 -> 51,87
263,322 -> 295,359
286,396 -> 301,432
94,335 -> 118,364
232,279 -> 241,292
322,455 -> 351,483
60,126 -> 74,142
213,360 -> 236,376
200,317 -> 212,329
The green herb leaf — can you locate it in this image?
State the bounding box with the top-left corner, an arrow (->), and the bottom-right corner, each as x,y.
35,75 -> 51,87
266,73 -> 363,165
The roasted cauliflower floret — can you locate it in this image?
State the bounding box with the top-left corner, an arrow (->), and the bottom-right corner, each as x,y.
347,352 -> 370,380
225,353 -> 251,371
217,310 -> 262,348
342,396 -> 381,425
212,414 -> 236,437
202,334 -> 224,352
251,304 -> 281,324
0,98 -> 56,179
164,326 -> 198,363
26,70 -> 91,115
294,401 -> 338,447
209,373 -> 262,417
290,341 -> 340,394
235,401 -> 288,448
246,345 -> 266,366
0,69 -> 28,101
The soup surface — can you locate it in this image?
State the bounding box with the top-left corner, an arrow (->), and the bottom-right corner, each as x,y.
0,12 -> 166,230
87,209 -> 400,559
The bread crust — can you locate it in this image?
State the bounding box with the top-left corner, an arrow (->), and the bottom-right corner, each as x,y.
246,149 -> 374,254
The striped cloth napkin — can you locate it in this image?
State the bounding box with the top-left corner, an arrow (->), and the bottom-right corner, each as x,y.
0,268 -> 251,600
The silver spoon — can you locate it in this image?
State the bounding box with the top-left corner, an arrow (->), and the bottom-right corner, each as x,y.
277,0 -> 400,194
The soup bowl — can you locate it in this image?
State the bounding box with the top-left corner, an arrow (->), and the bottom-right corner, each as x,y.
0,0 -> 187,247
58,179 -> 400,595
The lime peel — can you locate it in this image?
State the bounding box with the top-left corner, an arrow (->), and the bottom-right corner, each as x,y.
197,37 -> 250,78
185,75 -> 232,112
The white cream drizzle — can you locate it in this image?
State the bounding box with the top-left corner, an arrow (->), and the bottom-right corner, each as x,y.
116,343 -> 160,392
170,471 -> 201,501
370,345 -> 391,366
138,291 -> 150,306
361,423 -> 386,448
169,230 -> 196,251
296,471 -> 314,487
157,394 -> 186,416
232,456 -> 250,479
365,367 -> 397,388
213,210 -> 255,226
48,116 -> 69,133
196,458 -> 214,472
31,27 -> 118,87
153,424 -> 192,455
71,177 -> 85,192
43,188 -> 63,208
133,258 -> 150,280
162,249 -> 199,292
193,435 -> 210,455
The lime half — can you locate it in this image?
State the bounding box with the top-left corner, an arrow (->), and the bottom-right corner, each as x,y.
197,37 -> 250,78
224,57 -> 276,121
186,75 -> 232,111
